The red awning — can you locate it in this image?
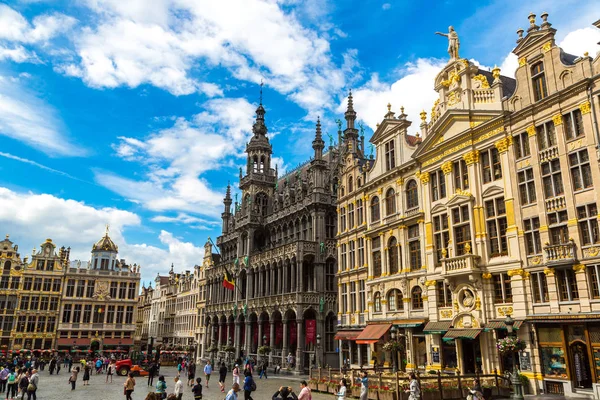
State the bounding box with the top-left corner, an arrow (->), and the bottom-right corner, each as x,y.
334,331 -> 361,341
355,324 -> 391,344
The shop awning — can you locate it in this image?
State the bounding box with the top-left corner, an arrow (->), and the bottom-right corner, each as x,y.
423,321 -> 453,334
485,320 -> 523,330
334,331 -> 361,341
527,313 -> 600,323
356,323 -> 391,344
393,319 -> 426,328
443,329 -> 482,341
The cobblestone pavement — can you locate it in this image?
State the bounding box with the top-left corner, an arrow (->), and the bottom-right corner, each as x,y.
22,366 -> 333,400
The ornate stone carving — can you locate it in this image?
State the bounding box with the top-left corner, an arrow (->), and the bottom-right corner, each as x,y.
441,161 -> 453,175
543,268 -> 555,276
526,125 -> 536,136
507,269 -> 525,277
580,101 -> 591,115
542,41 -> 552,52
552,114 -> 563,126
481,273 -> 492,280
497,306 -> 513,316
416,172 -> 430,184
462,150 -> 480,165
573,264 -> 586,273
494,136 -> 513,153
529,256 -> 543,265
472,74 -> 490,89
518,57 -> 527,67
440,310 -> 453,318
584,246 -> 600,258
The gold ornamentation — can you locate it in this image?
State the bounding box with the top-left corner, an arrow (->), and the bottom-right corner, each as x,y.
552,114 -> 563,126
461,59 -> 469,68
475,297 -> 481,311
492,66 -> 501,80
402,298 -> 411,303
518,57 -> 527,67
529,256 -> 543,265
424,280 -> 437,287
422,296 -> 429,301
440,310 -> 453,318
447,91 -> 460,106
473,74 -> 490,89
462,150 -> 480,165
573,264 -> 586,273
441,70 -> 460,88
416,171 -> 430,184
495,136 -> 513,153
497,306 -> 513,316
474,126 -> 505,144
396,178 -> 404,186
580,101 -> 591,115
377,187 -> 383,195
441,161 -> 453,174
507,269 -> 525,277
453,301 -> 459,312
464,242 -> 471,254
542,41 -> 552,52
420,110 -> 427,122
441,248 -> 447,258
584,246 -> 600,258
482,273 -> 492,279
543,268 -> 555,276
526,126 -> 536,137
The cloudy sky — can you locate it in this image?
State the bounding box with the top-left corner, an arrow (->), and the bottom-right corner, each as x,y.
0,0 -> 598,285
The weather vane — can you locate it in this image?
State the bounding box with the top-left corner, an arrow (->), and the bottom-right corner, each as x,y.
259,79 -> 264,104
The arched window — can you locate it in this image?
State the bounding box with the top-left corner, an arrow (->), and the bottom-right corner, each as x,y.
388,237 -> 399,274
412,286 -> 424,310
385,188 -> 396,215
340,186 -> 345,197
357,177 -> 362,188
253,156 -> 259,173
255,192 -> 268,216
348,177 -> 354,193
387,289 -> 403,311
3,261 -> 10,271
406,180 -> 419,209
531,62 -> 548,101
374,292 -> 382,313
371,197 -> 380,222
260,156 -> 265,172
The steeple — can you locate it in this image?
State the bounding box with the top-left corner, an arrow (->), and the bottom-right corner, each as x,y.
343,90 -> 359,153
222,182 -> 232,234
345,90 -> 357,131
312,117 -> 325,160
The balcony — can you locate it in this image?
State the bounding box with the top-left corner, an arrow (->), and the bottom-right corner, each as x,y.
441,254 -> 481,277
473,89 -> 494,104
545,195 -> 566,212
544,240 -> 576,265
405,207 -> 420,217
539,146 -> 559,163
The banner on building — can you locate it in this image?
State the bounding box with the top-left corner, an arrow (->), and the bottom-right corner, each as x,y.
305,319 -> 316,345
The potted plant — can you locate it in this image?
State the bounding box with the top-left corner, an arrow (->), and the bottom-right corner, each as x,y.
368,385 -> 379,400
351,383 -> 362,398
496,337 -> 526,355
378,385 -> 397,400
328,380 -> 339,394
257,345 -> 272,355
308,379 -> 319,391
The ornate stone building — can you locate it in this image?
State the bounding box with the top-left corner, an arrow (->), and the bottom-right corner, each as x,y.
0,236 -> 23,352
204,99 -> 340,372
336,13 -> 600,398
57,229 -> 140,353
135,283 -> 154,351
14,239 -> 68,351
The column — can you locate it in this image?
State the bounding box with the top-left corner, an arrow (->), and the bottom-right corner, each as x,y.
234,322 -> 241,358
405,328 -> 415,372
544,269 -> 560,313
218,323 -> 223,348
462,151 -> 482,256
495,137 -> 519,257
282,264 -> 288,293
282,321 -> 289,367
269,321 -> 275,364
247,271 -> 254,298
297,261 -> 303,292
245,323 -> 251,357
295,319 -> 304,373
258,322 -> 264,353
380,233 -> 387,276
574,264 -> 591,312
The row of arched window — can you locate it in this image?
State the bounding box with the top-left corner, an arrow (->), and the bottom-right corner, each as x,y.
372,287 -> 424,313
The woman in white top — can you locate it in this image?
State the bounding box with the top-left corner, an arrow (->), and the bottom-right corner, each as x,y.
336,378 -> 347,400
405,373 -> 420,400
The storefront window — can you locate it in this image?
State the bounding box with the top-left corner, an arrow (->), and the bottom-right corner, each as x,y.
442,340 -> 458,370
540,346 -> 568,379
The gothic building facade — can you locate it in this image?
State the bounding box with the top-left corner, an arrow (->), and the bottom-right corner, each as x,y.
336,13 -> 600,398
204,100 -> 343,372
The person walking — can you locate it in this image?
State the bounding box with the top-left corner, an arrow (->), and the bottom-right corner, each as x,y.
258,360 -> 268,380
232,364 -> 240,386
358,371 -> 368,400
69,366 -> 79,391
106,360 -> 115,383
148,362 -> 157,387
173,376 -> 183,400
124,372 -> 136,400
82,364 -> 91,386
191,378 -> 202,400
242,370 -> 255,400
17,370 -> 29,400
177,362 -> 182,377
26,369 -> 38,400
0,367 -> 9,393
405,373 -> 420,400
155,375 -> 167,400
225,383 -> 241,400
297,381 -> 311,400
218,362 -> 228,393
187,363 -> 196,387
203,362 -> 212,388
336,378 -> 347,400
5,370 -> 16,400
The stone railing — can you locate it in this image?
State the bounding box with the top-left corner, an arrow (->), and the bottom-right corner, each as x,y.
539,146 -> 559,163
405,207 -> 420,217
473,89 -> 495,104
544,240 -> 576,264
545,195 -> 566,212
441,254 -> 480,276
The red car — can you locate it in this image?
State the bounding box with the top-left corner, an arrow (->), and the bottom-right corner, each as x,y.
116,359 -> 150,376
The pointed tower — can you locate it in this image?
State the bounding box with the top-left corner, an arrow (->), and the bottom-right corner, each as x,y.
91,225 -> 119,270
343,90 -> 359,153
222,183 -> 232,234
312,117 -> 325,160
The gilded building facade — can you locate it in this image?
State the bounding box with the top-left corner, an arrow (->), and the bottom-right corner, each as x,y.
0,236 -> 23,352
135,284 -> 153,351
57,230 -> 140,353
204,100 -> 339,372
337,13 -> 600,398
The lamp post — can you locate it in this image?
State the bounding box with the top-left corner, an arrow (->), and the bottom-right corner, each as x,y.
505,315 -> 523,400
390,325 -> 398,373
316,334 -> 322,368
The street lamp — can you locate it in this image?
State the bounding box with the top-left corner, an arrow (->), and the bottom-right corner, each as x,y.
505,315 -> 524,400
316,334 -> 322,368
390,325 -> 398,373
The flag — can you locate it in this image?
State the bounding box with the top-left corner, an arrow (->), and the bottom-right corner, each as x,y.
223,269 -> 235,291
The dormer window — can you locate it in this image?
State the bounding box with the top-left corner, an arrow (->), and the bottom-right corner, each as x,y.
531,62 -> 548,101
385,140 -> 396,171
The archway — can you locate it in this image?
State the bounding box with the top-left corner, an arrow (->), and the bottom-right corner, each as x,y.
90,339 -> 100,353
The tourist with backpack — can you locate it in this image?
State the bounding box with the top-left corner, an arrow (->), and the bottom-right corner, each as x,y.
243,370 -> 255,400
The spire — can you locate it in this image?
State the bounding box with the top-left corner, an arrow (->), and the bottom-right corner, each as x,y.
312,117 -> 325,160
170,263 -> 174,274
344,90 -> 357,131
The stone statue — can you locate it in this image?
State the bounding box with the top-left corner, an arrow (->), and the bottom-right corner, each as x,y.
436,26 -> 460,60
462,289 -> 474,308
335,119 -> 342,132
327,133 -> 334,147
320,242 -> 325,254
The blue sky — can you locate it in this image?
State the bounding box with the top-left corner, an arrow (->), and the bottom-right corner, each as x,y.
0,0 -> 598,284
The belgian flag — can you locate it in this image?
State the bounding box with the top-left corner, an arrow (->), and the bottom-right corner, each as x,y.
223,269 -> 235,291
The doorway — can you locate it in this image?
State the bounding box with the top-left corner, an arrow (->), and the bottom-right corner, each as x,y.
570,342 -> 592,389
91,340 -> 100,353
461,337 -> 481,374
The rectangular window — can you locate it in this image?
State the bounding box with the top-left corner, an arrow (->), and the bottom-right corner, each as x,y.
340,207 -> 346,232
537,121 -> 556,150
37,316 -> 46,332
518,168 -> 536,205
589,265 -> 600,299
36,260 -> 44,271
46,317 -> 55,333
75,280 -> 85,297
433,213 -> 449,264
30,296 -> 39,310
52,279 -> 61,292
26,317 -> 35,333
106,305 -> 115,324
564,109 -> 584,140
348,204 -> 354,228
385,140 -> 396,171
340,244 -> 347,270
0,277 -> 8,290
62,304 -> 72,323
341,284 -> 347,314
358,238 -> 365,267
125,306 -> 134,324
452,205 -> 471,256
349,241 -> 356,268
23,277 -> 32,291
93,305 -> 105,323
110,282 -> 118,299
513,132 -> 530,159
493,273 -> 513,303
33,278 -> 42,291
486,197 -> 508,257
42,279 -> 51,292
49,297 -> 58,311
359,280 -> 366,311
82,305 -> 92,323
128,283 -> 136,299
524,217 -> 542,255
116,306 -> 124,324
436,281 -> 452,307
39,296 -> 48,311
65,279 -> 75,297
532,62 -> 548,101
531,272 -> 549,303
430,170 -> 446,201
408,225 -> 421,271
349,282 -> 356,313
542,159 -> 564,198
453,160 -> 469,191
86,281 -> 95,298
72,304 -> 82,323
578,204 -> 600,245
556,269 -> 579,302
548,210 -> 569,245
10,277 -> 19,290
481,147 -> 502,183
569,149 -> 592,191
357,199 -> 364,225
118,283 -> 127,299
20,296 -> 29,310
372,251 -> 382,277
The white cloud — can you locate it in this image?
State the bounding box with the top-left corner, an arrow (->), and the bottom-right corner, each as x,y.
0,4 -> 76,44
559,27 -> 600,58
0,187 -> 204,282
340,58 -> 445,132
0,75 -> 85,156
382,3 -> 391,10
0,45 -> 38,63
97,97 -> 256,216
